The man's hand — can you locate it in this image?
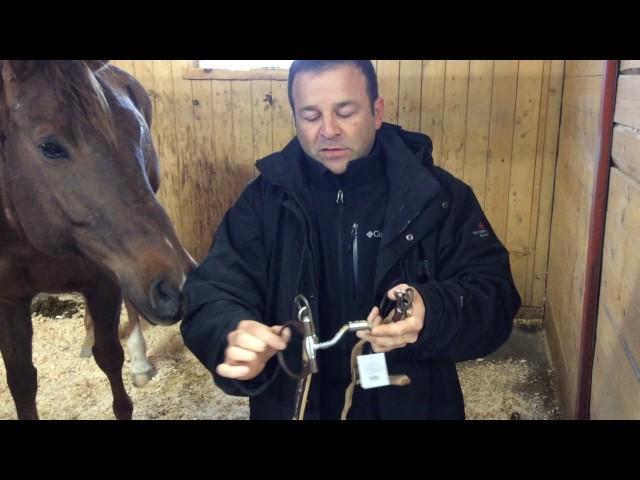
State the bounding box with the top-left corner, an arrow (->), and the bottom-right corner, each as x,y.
216,320 -> 290,380
356,284 -> 426,353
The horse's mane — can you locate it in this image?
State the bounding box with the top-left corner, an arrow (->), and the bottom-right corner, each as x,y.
40,61 -> 117,147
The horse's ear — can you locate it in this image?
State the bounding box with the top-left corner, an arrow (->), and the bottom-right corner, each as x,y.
0,61 -> 35,107
0,61 -> 36,83
86,60 -> 110,72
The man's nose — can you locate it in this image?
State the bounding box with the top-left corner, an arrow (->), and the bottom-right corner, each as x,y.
320,115 -> 341,138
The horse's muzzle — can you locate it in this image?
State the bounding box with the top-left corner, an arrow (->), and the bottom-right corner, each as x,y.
148,278 -> 184,325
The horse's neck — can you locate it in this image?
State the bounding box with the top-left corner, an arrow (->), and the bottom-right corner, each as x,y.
0,154 -> 19,235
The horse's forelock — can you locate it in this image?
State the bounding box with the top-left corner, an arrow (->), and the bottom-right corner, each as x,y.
43,61 -> 118,148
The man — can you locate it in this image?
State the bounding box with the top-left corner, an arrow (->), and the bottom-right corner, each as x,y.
181,60 -> 521,419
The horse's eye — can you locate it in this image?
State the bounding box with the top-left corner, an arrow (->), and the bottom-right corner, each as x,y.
38,142 -> 69,159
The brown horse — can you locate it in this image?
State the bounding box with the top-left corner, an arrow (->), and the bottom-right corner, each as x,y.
0,60 -> 194,419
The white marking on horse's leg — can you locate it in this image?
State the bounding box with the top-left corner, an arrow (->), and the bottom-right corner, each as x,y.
126,317 -> 156,387
80,308 -> 95,358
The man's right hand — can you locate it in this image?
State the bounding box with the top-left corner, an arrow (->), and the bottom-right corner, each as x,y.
216,320 -> 290,381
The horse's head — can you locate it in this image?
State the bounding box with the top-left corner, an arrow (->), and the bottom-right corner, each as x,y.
0,60 -> 195,325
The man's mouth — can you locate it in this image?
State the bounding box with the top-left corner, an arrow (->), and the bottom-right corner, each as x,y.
320,147 -> 348,155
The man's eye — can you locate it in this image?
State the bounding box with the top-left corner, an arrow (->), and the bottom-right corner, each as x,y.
337,111 -> 355,118
304,116 -> 320,122
38,142 -> 69,159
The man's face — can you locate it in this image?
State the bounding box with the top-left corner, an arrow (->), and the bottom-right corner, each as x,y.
292,64 -> 384,175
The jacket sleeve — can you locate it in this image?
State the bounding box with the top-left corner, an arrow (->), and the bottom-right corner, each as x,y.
180,182 -> 280,396
410,184 -> 521,362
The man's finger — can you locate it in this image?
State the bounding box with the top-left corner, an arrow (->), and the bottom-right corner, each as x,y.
225,345 -> 259,363
232,331 -> 269,353
371,317 -> 420,337
243,323 -> 288,350
216,363 -> 251,379
271,325 -> 291,344
371,342 -> 407,353
387,284 -> 411,299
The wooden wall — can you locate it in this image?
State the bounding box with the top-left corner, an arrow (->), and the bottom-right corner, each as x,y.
590,61 -> 640,419
544,60 -> 605,418
111,60 -> 564,309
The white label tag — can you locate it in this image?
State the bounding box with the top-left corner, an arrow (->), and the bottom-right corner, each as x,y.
357,353 -> 390,389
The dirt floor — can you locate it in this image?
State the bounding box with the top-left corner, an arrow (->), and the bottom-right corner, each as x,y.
0,295 -> 561,420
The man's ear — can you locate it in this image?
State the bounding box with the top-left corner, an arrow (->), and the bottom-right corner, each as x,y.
374,96 -> 384,129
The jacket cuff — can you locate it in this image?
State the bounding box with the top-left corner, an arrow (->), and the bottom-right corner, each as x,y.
184,302 -> 281,397
409,282 -> 445,346
230,355 -> 281,396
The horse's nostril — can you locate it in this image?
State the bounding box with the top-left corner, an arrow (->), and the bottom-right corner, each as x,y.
149,279 -> 181,319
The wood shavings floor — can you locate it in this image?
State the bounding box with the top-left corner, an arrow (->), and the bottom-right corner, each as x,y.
0,296 -> 560,420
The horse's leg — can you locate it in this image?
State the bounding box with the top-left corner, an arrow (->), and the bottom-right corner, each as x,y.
0,300 -> 39,419
124,300 -> 155,387
79,306 -> 95,358
84,280 -> 133,420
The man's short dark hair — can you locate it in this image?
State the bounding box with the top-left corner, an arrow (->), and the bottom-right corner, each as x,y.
287,60 -> 379,114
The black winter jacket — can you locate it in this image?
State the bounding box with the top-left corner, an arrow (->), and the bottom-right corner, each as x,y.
181,123 -> 521,419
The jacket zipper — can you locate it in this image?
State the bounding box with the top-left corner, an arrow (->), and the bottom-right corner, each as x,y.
351,222 -> 358,297
336,189 -> 346,323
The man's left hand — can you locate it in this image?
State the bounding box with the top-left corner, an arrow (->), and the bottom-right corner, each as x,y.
356,284 -> 425,353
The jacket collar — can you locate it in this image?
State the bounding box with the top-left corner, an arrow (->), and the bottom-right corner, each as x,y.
255,123 -> 443,245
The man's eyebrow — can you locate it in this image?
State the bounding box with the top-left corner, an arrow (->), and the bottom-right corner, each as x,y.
300,101 -> 359,112
335,101 -> 358,109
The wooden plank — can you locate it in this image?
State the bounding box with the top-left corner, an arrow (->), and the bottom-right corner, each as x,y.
229,81 -> 259,223
510,251 -> 528,301
612,124 -> 640,184
251,80 -> 274,162
614,75 -> 640,130
171,60 -> 196,254
377,60 -> 400,124
620,60 -> 640,72
441,60 -> 469,180
484,60 -> 519,244
110,60 -> 135,75
597,170 -> 640,372
190,79 -> 217,261
591,303 -> 640,419
610,168 -> 640,251
544,73 -> 604,414
420,60 -> 446,166
506,61 -> 544,257
211,80 -> 240,224
525,60 -> 552,305
150,61 -> 180,234
231,81 -> 254,167
532,60 -> 565,306
463,60 -> 493,208
183,67 -> 289,81
132,60 -> 155,96
599,237 -> 640,377
544,297 -> 574,417
564,60 -> 604,77
271,80 -> 294,151
398,60 -> 422,132
562,75 -> 603,115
